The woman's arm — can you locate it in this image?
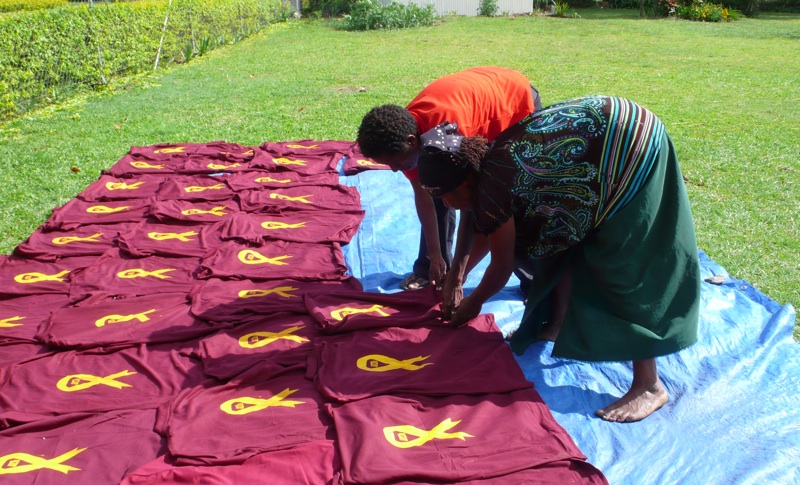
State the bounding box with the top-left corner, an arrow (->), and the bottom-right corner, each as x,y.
410,179 -> 447,287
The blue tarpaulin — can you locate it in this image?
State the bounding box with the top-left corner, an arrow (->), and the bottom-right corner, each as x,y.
340,165 -> 800,485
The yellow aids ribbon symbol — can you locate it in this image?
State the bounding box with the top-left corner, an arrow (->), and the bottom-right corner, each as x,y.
237,249 -> 292,266
14,270 -> 70,284
184,183 -> 226,193
52,233 -> 103,245
269,193 -> 312,204
356,354 -> 433,373
95,309 -> 156,327
237,286 -> 299,299
384,418 -> 474,449
219,149 -> 254,156
56,370 -> 137,392
207,162 -> 241,170
357,159 -> 389,167
285,144 -> 318,149
220,388 -> 304,415
261,221 -> 306,230
181,206 -> 228,217
154,147 -> 185,154
86,205 -> 131,214
116,268 -> 175,280
105,181 -> 144,191
239,326 -> 309,348
147,231 -> 198,242
0,448 -> 87,475
130,161 -> 164,169
0,316 -> 24,327
330,304 -> 391,321
254,176 -> 292,184
273,157 -> 307,167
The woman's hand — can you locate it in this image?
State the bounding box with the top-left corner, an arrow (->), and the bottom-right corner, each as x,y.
441,272 -> 463,320
450,295 -> 482,328
428,255 -> 447,291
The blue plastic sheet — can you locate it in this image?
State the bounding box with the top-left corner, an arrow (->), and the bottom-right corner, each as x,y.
340,165 -> 800,485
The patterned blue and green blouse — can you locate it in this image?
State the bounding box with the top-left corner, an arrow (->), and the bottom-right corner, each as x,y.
473,96 -> 666,260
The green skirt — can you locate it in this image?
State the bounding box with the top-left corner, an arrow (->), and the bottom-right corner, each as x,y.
509,133 -> 701,362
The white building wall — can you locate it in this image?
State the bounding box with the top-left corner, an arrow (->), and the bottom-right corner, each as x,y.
380,0 -> 534,16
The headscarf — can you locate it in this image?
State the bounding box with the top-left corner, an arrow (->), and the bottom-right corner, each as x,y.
417,122 -> 469,197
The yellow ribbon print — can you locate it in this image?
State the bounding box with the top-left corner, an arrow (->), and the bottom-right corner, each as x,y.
14,270 -> 70,284
219,149 -> 254,156
95,309 -> 156,327
269,193 -> 312,204
260,221 -> 306,230
237,286 -> 299,299
285,144 -> 317,149
0,316 -> 24,328
237,249 -> 291,266
0,448 -> 86,475
181,206 -> 228,217
254,176 -> 292,184
105,181 -> 143,191
130,161 -> 164,169
52,233 -> 103,245
273,157 -> 307,167
184,183 -> 225,193
220,388 -> 304,415
116,268 -> 175,280
147,231 -> 198,242
154,147 -> 185,154
356,354 -> 433,372
384,418 -> 473,449
207,163 -> 241,170
239,326 -> 308,348
86,205 -> 130,214
356,159 -> 389,168
56,370 -> 137,392
330,304 -> 391,321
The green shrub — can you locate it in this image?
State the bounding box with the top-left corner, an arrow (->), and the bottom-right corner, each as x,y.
675,0 -> 738,20
477,0 -> 499,16
343,0 -> 436,30
0,0 -> 66,13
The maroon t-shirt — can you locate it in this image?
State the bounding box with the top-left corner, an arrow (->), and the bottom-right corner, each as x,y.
198,240 -> 348,282
187,277 -> 363,322
0,409 -> 163,485
37,292 -> 224,349
0,293 -> 70,344
225,170 -> 339,192
149,199 -> 241,223
121,440 -> 339,485
330,389 -> 597,484
104,153 -> 188,177
304,286 -> 444,334
155,174 -> 236,201
249,152 -> 340,175
308,314 -> 532,402
0,342 -> 207,417
0,255 -> 99,298
117,220 -> 226,258
260,139 -> 351,157
158,363 -> 333,466
341,143 -> 392,176
237,185 -> 362,213
67,248 -> 201,303
14,222 -> 139,261
196,312 -> 320,380
43,198 -> 153,231
219,210 -> 364,245
77,174 -> 165,202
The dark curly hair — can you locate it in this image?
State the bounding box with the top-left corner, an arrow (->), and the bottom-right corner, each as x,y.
356,104 -> 418,158
458,136 -> 490,175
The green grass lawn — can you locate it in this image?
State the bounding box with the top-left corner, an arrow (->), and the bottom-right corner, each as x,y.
1,9 -> 798,338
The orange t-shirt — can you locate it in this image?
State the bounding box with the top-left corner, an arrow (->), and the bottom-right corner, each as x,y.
404,66 -> 535,181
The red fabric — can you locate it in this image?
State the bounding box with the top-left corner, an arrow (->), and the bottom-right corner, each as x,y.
341,143 -> 392,176
117,220 -> 226,258
304,286 -> 444,334
155,174 -> 236,201
308,314 -> 532,402
121,440 -> 339,485
0,255 -> 98,298
13,222 -> 139,261
128,141 -> 257,162
149,199 -> 241,223
42,198 -> 153,231
37,292 -> 224,349
260,139 -> 352,157
237,185 -> 362,213
158,363 -> 333,465
0,342 -> 206,418
77,174 -> 165,202
0,342 -> 50,371
187,277 -> 363,322
0,294 -> 69,343
198,240 -> 348,282
0,409 -> 164,485
225,170 -> 339,191
196,312 -> 320,380
67,248 -> 200,303
219,210 -> 364,245
104,153 -> 188,177
330,389 -> 597,484
249,152 -> 340,175
181,155 -> 256,175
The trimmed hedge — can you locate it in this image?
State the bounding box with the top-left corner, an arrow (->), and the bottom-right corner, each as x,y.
0,0 -> 287,120
0,0 -> 66,13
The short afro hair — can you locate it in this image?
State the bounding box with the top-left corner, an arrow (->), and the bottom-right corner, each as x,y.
356,104 -> 418,158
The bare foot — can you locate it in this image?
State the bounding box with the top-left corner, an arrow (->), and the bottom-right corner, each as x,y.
537,320 -> 561,342
595,379 -> 668,423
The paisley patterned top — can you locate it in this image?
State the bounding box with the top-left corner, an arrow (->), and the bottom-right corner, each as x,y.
472,96 -> 666,260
